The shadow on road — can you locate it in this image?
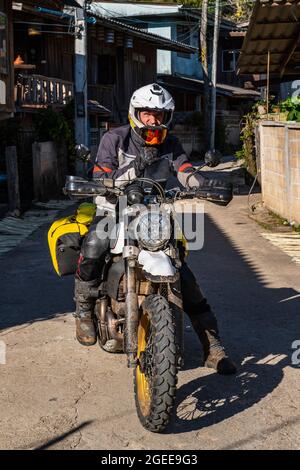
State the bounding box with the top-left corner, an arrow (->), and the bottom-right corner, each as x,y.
168,212 -> 300,434
0,224 -> 74,331
32,420 -> 94,450
0,203 -> 299,438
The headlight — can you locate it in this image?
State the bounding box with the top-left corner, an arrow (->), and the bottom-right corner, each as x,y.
134,211 -> 171,251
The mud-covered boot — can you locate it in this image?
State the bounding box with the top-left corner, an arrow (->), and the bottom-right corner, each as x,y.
189,308 -> 237,375
74,278 -> 98,346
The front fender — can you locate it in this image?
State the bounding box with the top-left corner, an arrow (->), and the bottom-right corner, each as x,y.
138,250 -> 178,282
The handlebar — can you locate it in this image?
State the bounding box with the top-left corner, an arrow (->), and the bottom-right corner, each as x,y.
63,176 -> 231,205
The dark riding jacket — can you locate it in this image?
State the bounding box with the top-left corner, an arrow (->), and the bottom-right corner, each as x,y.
93,125 -> 205,190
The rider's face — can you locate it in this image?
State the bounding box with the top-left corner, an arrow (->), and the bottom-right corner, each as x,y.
139,110 -> 164,126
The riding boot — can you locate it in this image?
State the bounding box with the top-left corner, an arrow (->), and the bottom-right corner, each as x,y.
188,301 -> 237,375
74,278 -> 98,346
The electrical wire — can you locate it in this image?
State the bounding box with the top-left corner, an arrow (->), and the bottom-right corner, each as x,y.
91,2 -> 245,24
247,170 -> 261,214
14,21 -> 73,27
90,3 -> 244,44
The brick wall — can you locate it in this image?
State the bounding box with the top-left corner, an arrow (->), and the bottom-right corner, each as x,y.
217,110 -> 241,147
171,126 -> 205,157
258,121 -> 300,224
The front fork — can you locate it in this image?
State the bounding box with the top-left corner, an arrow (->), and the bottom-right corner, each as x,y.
168,281 -> 185,369
123,248 -> 140,368
123,247 -> 185,369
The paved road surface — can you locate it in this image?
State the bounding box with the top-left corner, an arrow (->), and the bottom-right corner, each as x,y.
0,194 -> 299,450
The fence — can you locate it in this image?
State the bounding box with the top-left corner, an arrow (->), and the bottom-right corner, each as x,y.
257,121 -> 300,224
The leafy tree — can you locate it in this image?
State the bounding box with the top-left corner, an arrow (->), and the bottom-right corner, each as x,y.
133,0 -> 253,21
224,0 -> 253,21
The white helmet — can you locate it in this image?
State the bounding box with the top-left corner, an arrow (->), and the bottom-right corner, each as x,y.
129,83 -> 175,145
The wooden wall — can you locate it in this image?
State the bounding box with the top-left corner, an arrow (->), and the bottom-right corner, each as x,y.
13,10 -> 74,81
13,13 -> 158,121
43,33 -> 74,81
0,0 -> 14,117
87,24 -> 157,119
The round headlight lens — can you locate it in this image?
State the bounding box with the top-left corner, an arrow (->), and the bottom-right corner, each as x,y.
135,211 -> 171,251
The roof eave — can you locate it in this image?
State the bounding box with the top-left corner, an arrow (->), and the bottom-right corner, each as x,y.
237,0 -> 300,76
90,13 -> 198,54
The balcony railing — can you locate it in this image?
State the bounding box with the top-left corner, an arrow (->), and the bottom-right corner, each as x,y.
15,74 -> 74,108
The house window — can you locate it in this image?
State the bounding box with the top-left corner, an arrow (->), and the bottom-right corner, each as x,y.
222,50 -> 240,72
176,25 -> 191,59
0,12 -> 7,74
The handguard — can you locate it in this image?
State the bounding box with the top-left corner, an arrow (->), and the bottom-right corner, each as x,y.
63,175 -> 107,197
196,179 -> 233,206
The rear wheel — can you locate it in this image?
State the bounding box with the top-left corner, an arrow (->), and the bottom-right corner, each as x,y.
134,294 -> 178,433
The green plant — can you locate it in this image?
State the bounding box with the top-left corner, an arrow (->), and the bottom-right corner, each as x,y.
235,104 -> 259,177
235,148 -> 244,160
280,97 -> 300,122
34,107 -> 69,142
33,105 -> 75,164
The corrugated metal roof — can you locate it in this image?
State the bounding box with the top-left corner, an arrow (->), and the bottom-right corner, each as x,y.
90,2 -> 181,18
158,74 -> 261,99
90,10 -> 198,53
237,0 -> 300,76
27,1 -> 196,52
90,2 -> 236,31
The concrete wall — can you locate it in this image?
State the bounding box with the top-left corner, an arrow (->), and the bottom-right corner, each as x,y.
32,141 -> 67,202
258,121 -> 300,224
171,125 -> 205,157
217,110 -> 241,147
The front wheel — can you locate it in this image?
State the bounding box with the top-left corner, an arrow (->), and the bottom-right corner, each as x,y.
134,294 -> 178,433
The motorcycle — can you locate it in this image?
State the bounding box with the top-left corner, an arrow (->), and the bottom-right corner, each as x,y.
64,147 -> 230,433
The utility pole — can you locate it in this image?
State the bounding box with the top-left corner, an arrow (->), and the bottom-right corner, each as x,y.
75,0 -> 88,175
200,0 -> 210,150
210,0 -> 221,151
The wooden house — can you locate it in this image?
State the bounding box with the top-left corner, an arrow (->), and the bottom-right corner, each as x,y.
0,1 -> 193,207
12,2 -> 194,137
0,0 -> 14,120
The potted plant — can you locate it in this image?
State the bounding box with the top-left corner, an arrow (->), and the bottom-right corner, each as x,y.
32,107 -> 74,201
279,97 -> 300,122
271,104 -> 281,113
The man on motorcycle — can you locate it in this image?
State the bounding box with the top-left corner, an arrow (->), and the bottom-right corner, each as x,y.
74,83 -> 237,375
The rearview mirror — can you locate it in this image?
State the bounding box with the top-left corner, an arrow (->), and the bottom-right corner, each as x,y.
75,144 -> 91,162
204,149 -> 222,168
